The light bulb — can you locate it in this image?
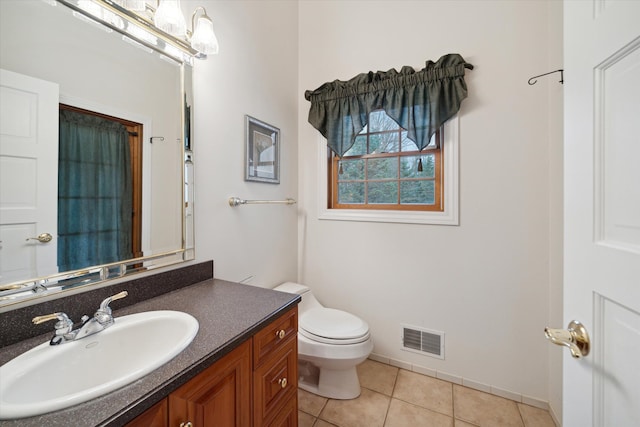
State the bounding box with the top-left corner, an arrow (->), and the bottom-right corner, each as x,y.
123,0 -> 146,11
154,0 -> 186,38
191,15 -> 218,54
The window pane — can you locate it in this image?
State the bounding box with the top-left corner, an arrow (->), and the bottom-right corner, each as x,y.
339,158 -> 365,180
367,157 -> 398,179
338,182 -> 365,204
374,132 -> 399,154
344,135 -> 366,156
369,110 -> 399,133
400,132 -> 436,151
400,154 -> 435,178
368,181 -> 398,204
401,132 -> 419,151
400,180 -> 435,205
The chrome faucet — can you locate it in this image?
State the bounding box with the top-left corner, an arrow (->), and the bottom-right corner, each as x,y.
32,291 -> 128,345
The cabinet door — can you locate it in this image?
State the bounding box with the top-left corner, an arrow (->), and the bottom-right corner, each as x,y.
126,399 -> 167,427
265,394 -> 297,427
169,340 -> 251,427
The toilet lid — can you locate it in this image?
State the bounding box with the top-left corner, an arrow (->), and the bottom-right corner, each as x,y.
300,308 -> 369,344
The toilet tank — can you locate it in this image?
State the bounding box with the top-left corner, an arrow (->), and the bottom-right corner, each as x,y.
273,282 -> 322,314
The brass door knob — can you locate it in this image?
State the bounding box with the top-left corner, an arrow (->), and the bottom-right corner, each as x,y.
26,233 -> 53,243
276,329 -> 286,339
544,320 -> 590,358
179,422 -> 193,427
278,377 -> 287,388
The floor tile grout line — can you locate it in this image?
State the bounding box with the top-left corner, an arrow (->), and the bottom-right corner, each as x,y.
382,366 -> 399,427
390,396 -> 458,423
451,381 -> 456,422
316,394 -> 330,424
389,394 -> 455,420
516,402 -> 527,427
381,392 -> 392,427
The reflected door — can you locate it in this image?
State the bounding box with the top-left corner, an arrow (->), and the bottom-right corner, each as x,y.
0,69 -> 58,283
564,1 -> 640,426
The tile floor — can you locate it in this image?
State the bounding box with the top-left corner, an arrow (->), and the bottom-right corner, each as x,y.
297,360 -> 557,427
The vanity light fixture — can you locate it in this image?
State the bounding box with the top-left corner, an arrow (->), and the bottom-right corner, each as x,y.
153,1 -> 219,55
115,0 -> 146,11
56,0 -> 219,63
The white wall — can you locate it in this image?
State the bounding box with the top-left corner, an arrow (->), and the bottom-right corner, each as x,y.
298,0 -> 562,406
188,0 -> 299,287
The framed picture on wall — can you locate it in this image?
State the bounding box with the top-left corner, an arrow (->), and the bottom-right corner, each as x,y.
245,115 -> 280,184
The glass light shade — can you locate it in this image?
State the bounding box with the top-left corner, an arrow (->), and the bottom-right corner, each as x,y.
191,16 -> 218,54
123,0 -> 146,11
154,0 -> 186,37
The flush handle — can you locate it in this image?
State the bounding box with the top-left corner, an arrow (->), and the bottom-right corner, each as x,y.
26,233 -> 53,243
544,320 -> 590,358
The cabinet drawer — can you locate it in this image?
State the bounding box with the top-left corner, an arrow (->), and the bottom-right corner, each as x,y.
253,307 -> 298,367
253,337 -> 297,426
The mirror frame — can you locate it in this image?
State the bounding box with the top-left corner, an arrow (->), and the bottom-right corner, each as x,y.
0,0 -> 196,310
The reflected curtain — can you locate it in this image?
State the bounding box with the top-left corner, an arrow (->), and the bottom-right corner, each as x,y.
58,109 -> 132,271
304,53 -> 473,157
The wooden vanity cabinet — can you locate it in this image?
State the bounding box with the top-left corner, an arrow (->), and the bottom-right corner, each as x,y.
169,339 -> 252,427
252,308 -> 298,427
125,399 -> 167,427
126,306 -> 298,427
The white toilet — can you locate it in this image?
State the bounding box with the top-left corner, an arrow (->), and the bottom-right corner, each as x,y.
273,282 -> 373,400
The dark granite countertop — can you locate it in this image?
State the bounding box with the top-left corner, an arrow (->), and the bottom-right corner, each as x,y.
0,278 -> 299,426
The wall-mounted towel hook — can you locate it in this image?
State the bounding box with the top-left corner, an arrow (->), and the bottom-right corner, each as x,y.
528,69 -> 564,85
150,136 -> 165,143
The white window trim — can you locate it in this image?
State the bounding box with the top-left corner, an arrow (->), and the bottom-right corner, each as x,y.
317,116 -> 459,225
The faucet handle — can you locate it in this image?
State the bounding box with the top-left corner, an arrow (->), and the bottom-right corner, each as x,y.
98,290 -> 128,311
32,312 -> 72,327
95,290 -> 128,324
32,312 -> 74,345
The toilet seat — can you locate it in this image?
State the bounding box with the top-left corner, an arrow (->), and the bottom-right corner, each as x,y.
300,308 -> 370,345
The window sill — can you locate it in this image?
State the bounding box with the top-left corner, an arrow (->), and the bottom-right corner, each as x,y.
318,208 -> 458,225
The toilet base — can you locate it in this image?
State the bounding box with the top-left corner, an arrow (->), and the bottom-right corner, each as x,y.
298,360 -> 362,400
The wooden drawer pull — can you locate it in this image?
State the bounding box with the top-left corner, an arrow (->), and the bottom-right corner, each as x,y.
276,329 -> 286,339
278,377 -> 288,388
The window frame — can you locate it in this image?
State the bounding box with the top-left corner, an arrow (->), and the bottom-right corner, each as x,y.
329,121 -> 443,211
317,116 -> 459,225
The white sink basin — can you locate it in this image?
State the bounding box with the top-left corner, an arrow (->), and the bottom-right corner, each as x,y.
0,310 -> 198,419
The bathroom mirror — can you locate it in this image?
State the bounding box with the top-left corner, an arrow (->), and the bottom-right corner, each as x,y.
0,0 -> 194,309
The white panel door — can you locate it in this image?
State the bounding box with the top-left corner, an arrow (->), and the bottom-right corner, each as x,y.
0,69 -> 59,283
563,1 -> 640,426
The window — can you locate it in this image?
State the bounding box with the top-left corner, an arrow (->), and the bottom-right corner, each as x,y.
329,110 -> 442,211
318,115 -> 459,225
305,55 -> 472,225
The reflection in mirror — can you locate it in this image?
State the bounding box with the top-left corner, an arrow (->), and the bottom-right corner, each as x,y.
0,0 -> 195,309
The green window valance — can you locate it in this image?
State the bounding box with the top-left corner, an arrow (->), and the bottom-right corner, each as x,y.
304,53 -> 473,157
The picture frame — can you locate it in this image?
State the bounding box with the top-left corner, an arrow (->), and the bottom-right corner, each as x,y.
245,115 -> 280,184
